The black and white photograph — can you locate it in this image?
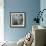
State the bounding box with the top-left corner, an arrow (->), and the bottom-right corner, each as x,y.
10,12 -> 26,27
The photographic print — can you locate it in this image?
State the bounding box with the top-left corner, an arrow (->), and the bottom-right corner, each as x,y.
10,12 -> 26,27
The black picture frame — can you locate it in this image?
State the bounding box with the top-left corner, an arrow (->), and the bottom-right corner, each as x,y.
10,12 -> 26,28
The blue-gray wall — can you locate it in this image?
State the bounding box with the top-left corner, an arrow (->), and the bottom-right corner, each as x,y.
4,0 -> 40,42
40,0 -> 46,27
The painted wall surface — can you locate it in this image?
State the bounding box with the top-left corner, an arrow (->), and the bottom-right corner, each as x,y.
40,0 -> 46,27
4,0 -> 40,42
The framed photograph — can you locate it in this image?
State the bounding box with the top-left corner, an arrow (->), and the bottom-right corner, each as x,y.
10,12 -> 26,27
